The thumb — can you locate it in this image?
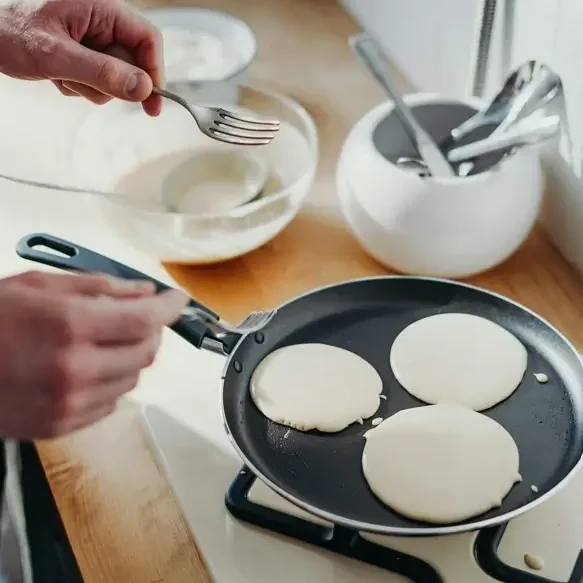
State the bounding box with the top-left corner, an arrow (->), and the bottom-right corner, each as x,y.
51,40 -> 153,102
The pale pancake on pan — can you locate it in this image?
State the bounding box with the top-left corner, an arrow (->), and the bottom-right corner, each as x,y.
390,313 -> 528,411
362,404 -> 521,524
250,343 -> 382,432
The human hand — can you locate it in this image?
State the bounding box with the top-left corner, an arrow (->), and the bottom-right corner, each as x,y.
0,270 -> 188,439
0,0 -> 164,115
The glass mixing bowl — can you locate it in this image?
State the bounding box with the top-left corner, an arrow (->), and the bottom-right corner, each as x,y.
69,82 -> 319,264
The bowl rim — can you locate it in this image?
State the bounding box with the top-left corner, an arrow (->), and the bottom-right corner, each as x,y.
142,5 -> 258,83
69,82 -> 319,220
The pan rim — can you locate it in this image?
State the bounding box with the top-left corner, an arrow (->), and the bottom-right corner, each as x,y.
219,274 -> 583,535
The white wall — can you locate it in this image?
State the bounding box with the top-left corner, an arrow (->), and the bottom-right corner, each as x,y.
340,0 -> 482,97
341,0 -> 567,98
340,0 -> 581,164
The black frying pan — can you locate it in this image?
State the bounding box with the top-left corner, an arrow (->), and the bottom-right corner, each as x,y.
16,233 -> 583,536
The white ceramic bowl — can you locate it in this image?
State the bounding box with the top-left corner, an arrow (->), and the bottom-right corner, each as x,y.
143,6 -> 257,104
69,83 -> 318,264
337,93 -> 543,279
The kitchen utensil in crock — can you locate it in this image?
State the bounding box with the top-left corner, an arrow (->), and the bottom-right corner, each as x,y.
443,60 -> 562,150
337,93 -> 542,279
447,114 -> 560,162
394,157 -> 430,178
151,86 -> 280,146
0,172 -> 168,212
396,114 -> 561,176
17,232 -> 583,537
349,33 -> 455,178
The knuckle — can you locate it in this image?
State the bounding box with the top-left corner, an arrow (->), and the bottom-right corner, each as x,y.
84,274 -> 113,294
125,312 -> 154,338
33,33 -> 66,77
54,306 -> 83,345
95,58 -> 118,87
52,349 -> 88,392
142,345 -> 158,368
150,25 -> 163,50
18,270 -> 49,287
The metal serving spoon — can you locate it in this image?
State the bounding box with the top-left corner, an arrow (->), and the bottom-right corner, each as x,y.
397,115 -> 561,177
349,32 -> 455,178
0,151 -> 268,213
443,60 -> 562,150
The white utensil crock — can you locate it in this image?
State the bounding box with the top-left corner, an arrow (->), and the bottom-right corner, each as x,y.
337,93 -> 543,279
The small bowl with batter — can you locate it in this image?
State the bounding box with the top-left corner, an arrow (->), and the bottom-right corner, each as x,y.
68,82 -> 319,264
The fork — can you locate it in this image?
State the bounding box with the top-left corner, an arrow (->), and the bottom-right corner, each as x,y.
152,87 -> 280,146
181,306 -> 277,335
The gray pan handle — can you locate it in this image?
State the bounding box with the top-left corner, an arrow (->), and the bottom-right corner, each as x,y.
15,232 -> 237,353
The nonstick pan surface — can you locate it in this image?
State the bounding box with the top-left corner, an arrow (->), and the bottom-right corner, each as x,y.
17,233 -> 583,536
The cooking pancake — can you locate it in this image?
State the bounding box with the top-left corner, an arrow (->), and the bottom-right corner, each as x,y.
362,404 -> 521,523
250,343 -> 382,432
390,313 -> 527,411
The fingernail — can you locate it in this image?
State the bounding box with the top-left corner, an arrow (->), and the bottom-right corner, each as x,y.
125,73 -> 142,99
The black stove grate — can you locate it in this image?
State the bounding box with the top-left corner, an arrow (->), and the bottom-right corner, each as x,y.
226,467 -> 583,583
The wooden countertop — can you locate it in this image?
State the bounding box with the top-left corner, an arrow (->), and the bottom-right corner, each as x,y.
37,1 -> 583,582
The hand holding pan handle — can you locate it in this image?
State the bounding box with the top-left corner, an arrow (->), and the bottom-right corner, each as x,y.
15,233 -> 239,354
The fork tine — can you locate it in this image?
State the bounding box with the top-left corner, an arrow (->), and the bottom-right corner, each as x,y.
238,309 -> 276,330
216,120 -> 279,135
214,122 -> 278,139
218,109 -> 281,129
207,129 -> 273,146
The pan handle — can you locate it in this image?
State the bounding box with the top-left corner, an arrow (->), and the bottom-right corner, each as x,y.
15,233 -> 237,353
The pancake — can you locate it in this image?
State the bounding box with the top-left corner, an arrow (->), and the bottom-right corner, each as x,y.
390,313 -> 527,411
250,343 -> 382,432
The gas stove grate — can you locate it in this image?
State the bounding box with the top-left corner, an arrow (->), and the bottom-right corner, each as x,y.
225,467 -> 583,583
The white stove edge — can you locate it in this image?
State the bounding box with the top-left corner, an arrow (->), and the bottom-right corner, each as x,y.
140,391 -> 583,583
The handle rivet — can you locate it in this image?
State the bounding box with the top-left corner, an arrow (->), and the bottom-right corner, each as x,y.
254,332 -> 265,344
234,361 -> 243,373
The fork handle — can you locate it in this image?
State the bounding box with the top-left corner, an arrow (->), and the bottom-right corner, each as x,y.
15,233 -> 240,353
151,86 -> 190,109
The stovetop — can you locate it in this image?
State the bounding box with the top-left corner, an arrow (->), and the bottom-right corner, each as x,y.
227,467 -> 583,583
141,402 -> 583,583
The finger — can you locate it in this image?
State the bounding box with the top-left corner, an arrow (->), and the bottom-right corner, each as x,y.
19,271 -> 156,298
52,80 -> 78,97
97,334 -> 161,378
88,289 -> 188,343
104,42 -> 162,117
44,38 -> 152,102
60,81 -> 112,105
63,334 -> 161,385
110,4 -> 164,115
79,374 -> 140,411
